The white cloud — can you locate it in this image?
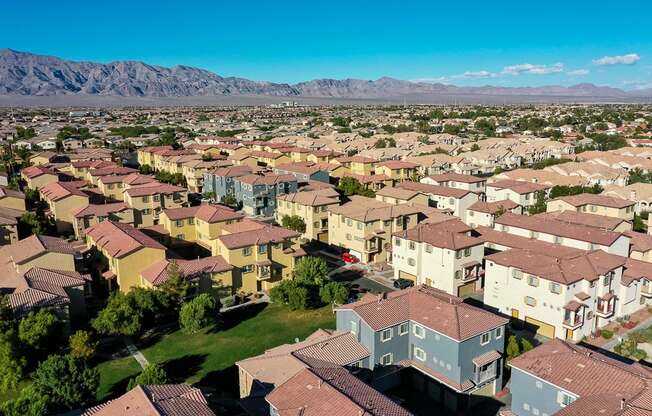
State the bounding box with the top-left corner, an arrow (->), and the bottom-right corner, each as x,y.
414,70 -> 497,83
592,53 -> 640,65
567,69 -> 590,76
502,63 -> 564,76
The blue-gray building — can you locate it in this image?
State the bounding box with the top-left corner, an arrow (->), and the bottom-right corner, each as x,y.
202,165 -> 252,200
234,173 -> 298,217
272,162 -> 330,184
507,338 -> 651,416
336,285 -> 509,413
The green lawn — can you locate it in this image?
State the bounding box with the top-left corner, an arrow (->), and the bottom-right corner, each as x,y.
96,303 -> 336,401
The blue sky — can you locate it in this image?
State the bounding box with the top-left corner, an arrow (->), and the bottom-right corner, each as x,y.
3,0 -> 652,89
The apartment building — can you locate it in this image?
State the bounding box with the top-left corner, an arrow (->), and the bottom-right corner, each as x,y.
333,155 -> 378,176
603,182 -> 652,213
328,196 -> 423,263
546,193 -> 636,221
374,160 -> 418,184
21,165 -> 60,190
0,186 -> 26,211
272,162 -> 330,184
86,166 -> 138,185
213,220 -> 305,293
486,180 -> 550,208
0,207 -> 22,245
375,186 -> 429,206
181,159 -> 232,193
538,210 -> 632,233
71,202 -> 135,239
392,219 -> 485,296
485,247 -> 626,341
69,160 -> 115,179
494,213 -> 631,257
202,165 -> 252,200
544,162 -> 629,187
140,256 -> 233,297
466,200 -> 522,228
123,183 -> 188,227
276,188 -> 340,242
159,204 -> 244,251
336,286 -> 509,412
397,181 -> 479,222
86,221 -> 167,292
234,174 -> 297,217
0,235 -> 89,321
40,181 -> 92,233
137,145 -> 173,168
507,339 -> 652,416
422,173 -> 487,197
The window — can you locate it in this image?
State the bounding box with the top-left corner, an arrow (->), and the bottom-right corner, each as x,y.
425,244 -> 433,253
413,324 -> 425,339
527,275 -> 539,287
188,218 -> 194,225
394,238 -> 401,247
346,233 -> 352,241
258,245 -> 267,254
399,322 -> 408,335
384,220 -> 391,227
142,209 -> 151,215
604,273 -> 612,287
357,222 -> 363,230
480,332 -> 490,345
176,234 -> 184,240
454,270 -> 462,280
176,220 -> 183,227
495,326 -> 503,339
549,282 -> 562,294
456,250 -> 462,259
142,196 -> 149,203
346,218 -> 352,226
464,248 -> 471,257
512,269 -> 523,280
243,247 -> 252,256
408,241 -> 416,250
414,347 -> 426,361
381,328 -> 392,342
153,195 -> 160,202
559,392 -> 575,407
242,264 -> 254,273
350,321 -> 357,335
381,353 -> 393,366
524,296 -> 537,307
469,210 -> 474,217
408,258 -> 416,266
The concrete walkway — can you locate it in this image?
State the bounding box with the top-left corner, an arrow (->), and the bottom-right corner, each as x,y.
602,315 -> 652,350
124,337 -> 149,369
220,293 -> 269,312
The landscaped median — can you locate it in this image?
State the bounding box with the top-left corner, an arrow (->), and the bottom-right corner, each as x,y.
95,303 -> 336,401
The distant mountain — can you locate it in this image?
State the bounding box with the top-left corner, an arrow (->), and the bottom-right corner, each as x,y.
0,48 -> 650,103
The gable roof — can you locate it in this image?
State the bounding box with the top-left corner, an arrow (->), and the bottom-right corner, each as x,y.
140,257 -> 232,286
86,221 -> 166,259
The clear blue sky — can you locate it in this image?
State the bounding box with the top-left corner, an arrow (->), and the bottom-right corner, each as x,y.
3,0 -> 651,89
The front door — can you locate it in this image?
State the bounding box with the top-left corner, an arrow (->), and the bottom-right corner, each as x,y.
511,309 -> 519,319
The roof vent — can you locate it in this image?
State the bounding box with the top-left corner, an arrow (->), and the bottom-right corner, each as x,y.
563,377 -> 573,383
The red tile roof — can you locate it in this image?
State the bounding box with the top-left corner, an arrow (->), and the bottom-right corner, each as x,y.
218,223 -> 300,249
488,179 -> 550,194
72,202 -> 130,218
394,220 -> 480,250
552,193 -> 635,209
86,221 -> 166,258
141,257 -> 232,286
398,181 -> 471,198
426,173 -> 486,183
338,285 -> 508,341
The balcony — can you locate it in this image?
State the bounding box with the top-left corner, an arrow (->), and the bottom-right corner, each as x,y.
642,282 -> 652,298
257,262 -> 272,281
596,295 -> 615,318
461,261 -> 482,282
563,302 -> 584,329
563,316 -> 583,330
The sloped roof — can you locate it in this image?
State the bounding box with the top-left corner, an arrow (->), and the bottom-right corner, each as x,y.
86,221 -> 165,259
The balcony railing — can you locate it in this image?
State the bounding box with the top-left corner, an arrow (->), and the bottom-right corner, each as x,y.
563,317 -> 583,330
642,284 -> 652,298
595,302 -> 614,318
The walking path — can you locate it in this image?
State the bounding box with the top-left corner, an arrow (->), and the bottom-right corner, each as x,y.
601,314 -> 652,350
124,337 -> 149,369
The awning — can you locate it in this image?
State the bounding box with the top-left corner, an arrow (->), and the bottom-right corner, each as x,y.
256,259 -> 272,267
601,292 -> 615,301
574,292 -> 591,301
101,270 -> 116,280
563,300 -> 584,312
472,350 -> 501,367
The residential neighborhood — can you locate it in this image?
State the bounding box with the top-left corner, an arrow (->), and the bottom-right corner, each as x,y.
1,103 -> 652,416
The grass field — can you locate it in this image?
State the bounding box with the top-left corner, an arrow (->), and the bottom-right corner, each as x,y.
96,303 -> 336,401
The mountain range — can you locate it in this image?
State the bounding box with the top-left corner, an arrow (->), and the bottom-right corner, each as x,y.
1,48 -> 651,104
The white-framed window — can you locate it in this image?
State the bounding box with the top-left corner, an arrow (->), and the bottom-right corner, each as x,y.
536,381 -> 543,389
495,326 -> 503,339
350,321 -> 357,335
456,250 -> 462,259
414,347 -> 426,361
512,269 -> 523,280
242,264 -> 254,273
394,238 -> 401,247
243,247 -> 252,256
480,332 -> 490,345
408,258 -> 416,266
425,244 -> 433,253
558,392 -> 575,407
408,241 -> 416,250
399,322 -> 408,335
524,296 -> 537,307
413,324 -> 425,339
527,275 -> 539,287
454,270 -> 462,280
464,248 -> 471,257
381,353 -> 393,366
549,282 -> 562,294
381,328 -> 392,342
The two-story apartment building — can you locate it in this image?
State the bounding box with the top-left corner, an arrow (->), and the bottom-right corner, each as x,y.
40,181 -> 92,233
123,183 -> 188,227
71,202 -> 135,239
422,173 -> 487,199
0,186 -> 26,211
374,161 -> 419,185
486,180 -> 550,208
86,221 -> 167,292
546,193 -> 636,221
21,165 -> 61,190
466,200 -> 522,228
375,186 -> 430,206
272,162 -> 330,184
336,286 -> 509,412
276,188 -> 341,242
328,196 -> 423,264
234,174 -> 298,217
392,219 -> 485,296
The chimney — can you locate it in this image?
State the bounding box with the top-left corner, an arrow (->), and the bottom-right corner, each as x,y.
621,398 -> 626,410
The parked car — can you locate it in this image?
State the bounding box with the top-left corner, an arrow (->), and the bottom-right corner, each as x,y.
341,252 -> 360,263
348,283 -> 368,294
393,278 -> 414,289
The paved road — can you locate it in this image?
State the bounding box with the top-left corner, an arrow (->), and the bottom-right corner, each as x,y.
330,268 -> 394,294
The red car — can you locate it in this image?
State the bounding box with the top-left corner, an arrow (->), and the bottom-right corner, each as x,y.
341,252 -> 360,263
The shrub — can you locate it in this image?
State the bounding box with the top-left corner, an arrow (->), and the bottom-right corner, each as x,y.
521,338 -> 534,353
127,363 -> 167,391
179,294 -> 217,334
506,335 -> 520,360
601,329 -> 614,340
69,331 -> 97,361
287,285 -> 310,310
320,282 -> 349,305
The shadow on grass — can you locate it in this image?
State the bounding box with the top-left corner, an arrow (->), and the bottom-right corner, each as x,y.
137,323 -> 179,350
162,354 -> 208,383
207,302 -> 268,334
101,373 -> 137,401
196,364 -> 240,398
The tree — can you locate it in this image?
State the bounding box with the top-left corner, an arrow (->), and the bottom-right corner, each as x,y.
159,261 -> 190,308
1,384 -> 49,416
139,164 -> 153,175
281,215 -> 306,233
287,285 -> 311,310
528,191 -> 547,215
221,194 -> 238,207
69,331 -> 97,361
92,293 -> 142,336
130,287 -> 170,326
0,330 -> 25,392
469,143 -> 481,152
506,335 -> 520,360
31,354 -> 99,413
633,214 -> 647,233
179,294 -> 217,334
270,280 -> 298,305
18,309 -> 62,354
319,282 -> 349,305
127,363 -> 167,391
294,256 -> 329,286
521,338 -> 534,353
337,176 -> 375,198
0,295 -> 14,333
19,212 -> 44,235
